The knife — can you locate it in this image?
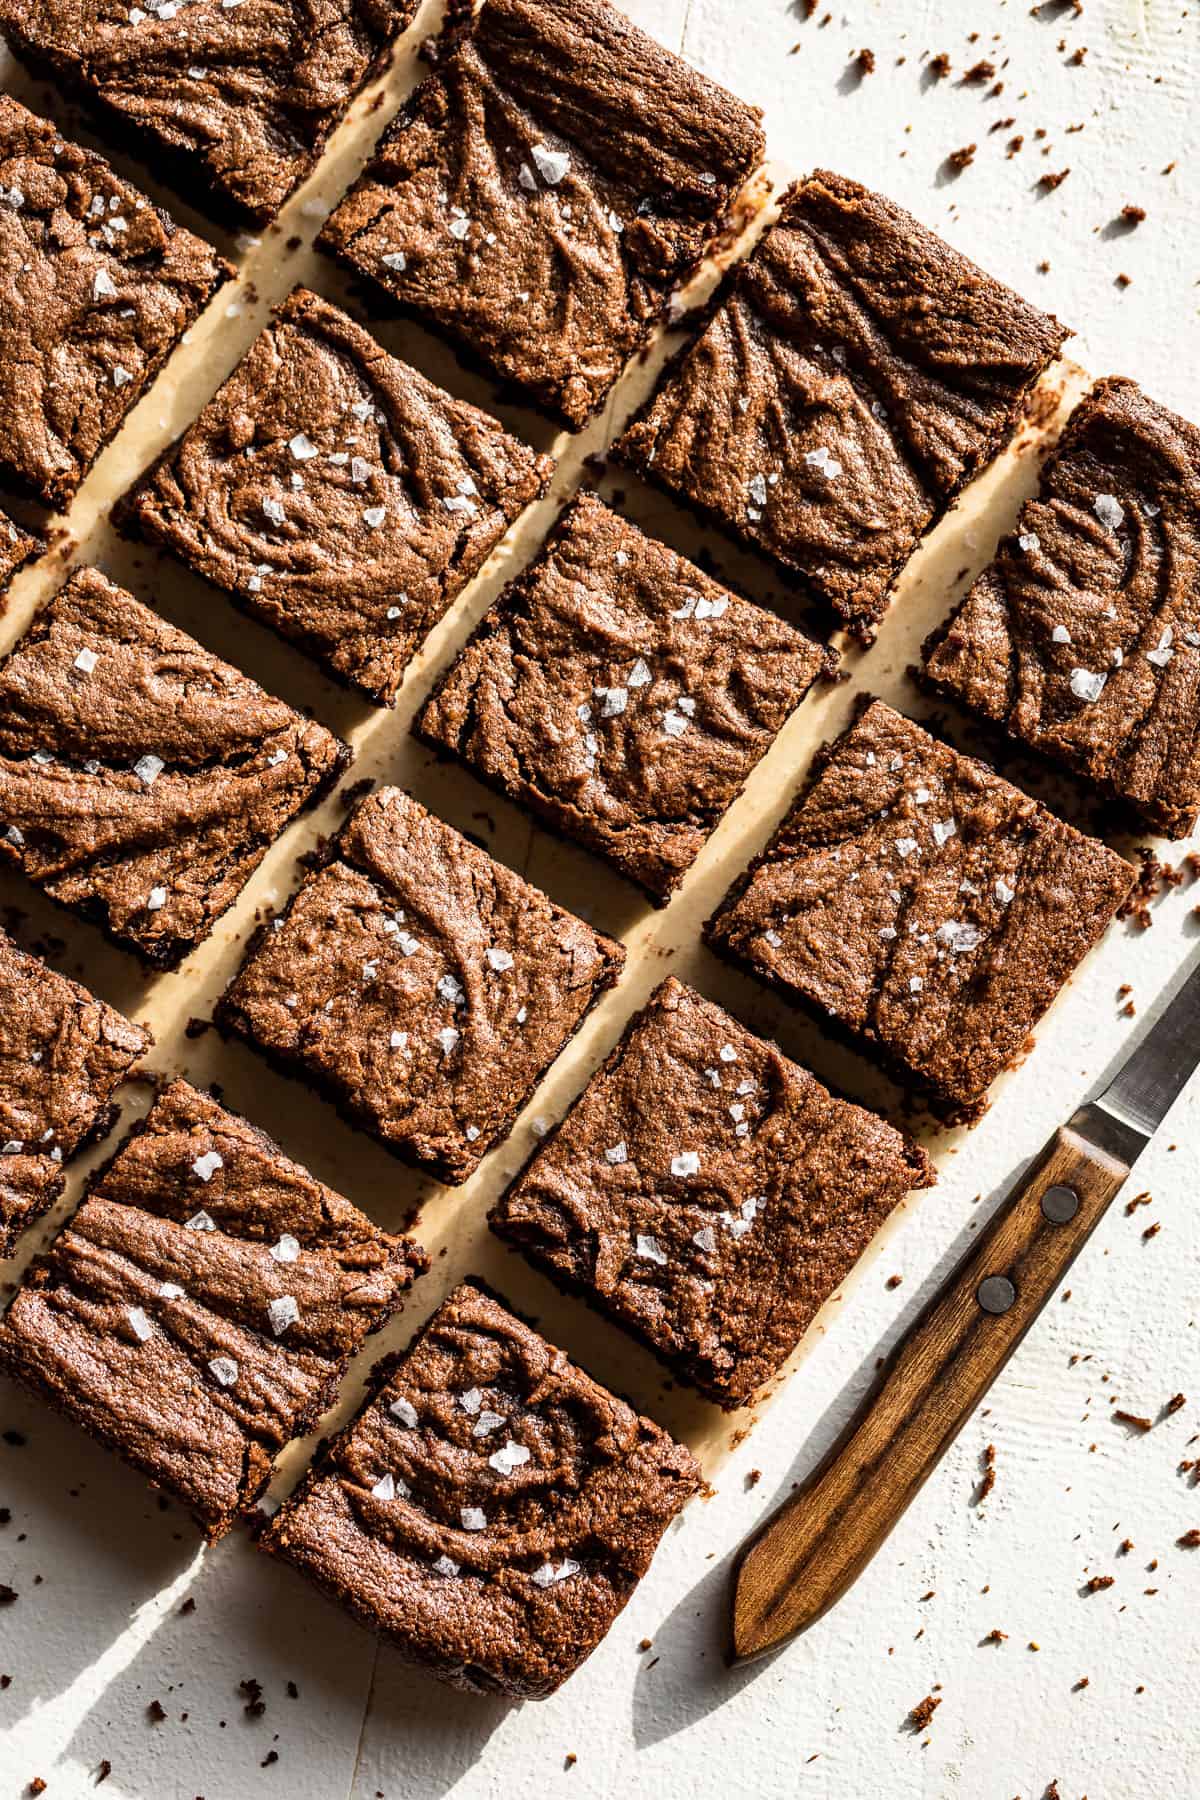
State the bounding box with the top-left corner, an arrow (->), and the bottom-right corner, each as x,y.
731,953 -> 1200,1664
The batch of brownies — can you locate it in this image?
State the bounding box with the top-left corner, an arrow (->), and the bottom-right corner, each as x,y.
0,0 -> 1193,1702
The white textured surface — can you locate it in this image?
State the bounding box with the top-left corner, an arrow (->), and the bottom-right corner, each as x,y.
2,4 -> 1199,1799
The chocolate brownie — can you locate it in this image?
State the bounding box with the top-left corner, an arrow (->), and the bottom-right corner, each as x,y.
260,1279 -> 699,1696
0,1080 -> 427,1537
0,565 -> 350,969
0,94 -> 230,509
0,0 -> 421,225
923,377 -> 1200,837
0,507 -> 40,613
417,492 -> 831,904
318,0 -> 765,430
216,786 -> 625,1183
0,929 -> 149,1254
117,287 -> 553,706
492,979 -> 934,1408
706,700 -> 1133,1122
615,172 -> 1070,640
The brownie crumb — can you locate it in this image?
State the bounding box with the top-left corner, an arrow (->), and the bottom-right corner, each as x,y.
1084,1574 -> 1114,1593
1040,168 -> 1071,190
946,144 -> 977,172
286,1681 -> 299,1699
1113,1410 -> 1152,1432
146,1700 -> 167,1724
907,1694 -> 942,1732
564,1754 -> 578,1770
885,1274 -> 904,1290
95,1762 -> 112,1785
1177,1528 -> 1200,1548
0,1584 -> 17,1604
1068,45 -> 1087,63
928,52 -> 952,78
962,59 -> 996,82
975,1443 -> 997,1504
1073,1676 -> 1090,1691
261,1752 -> 279,1769
855,47 -> 876,75
239,1679 -> 266,1718
1165,1394 -> 1186,1416
983,1627 -> 1008,1644
1119,203 -> 1146,225
179,1598 -> 196,1616
26,1782 -> 46,1797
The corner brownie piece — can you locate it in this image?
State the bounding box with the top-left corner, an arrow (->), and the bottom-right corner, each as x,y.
923,377 -> 1200,837
0,929 -> 149,1253
0,0 -> 421,225
492,979 -> 933,1409
0,507 -> 40,612
319,0 -> 765,430
615,172 -> 1069,640
118,287 -> 552,705
0,566 -> 350,969
706,700 -> 1133,1122
0,1080 -> 427,1537
216,787 -> 625,1182
0,95 -> 230,509
260,1280 -> 699,1696
417,492 -> 831,904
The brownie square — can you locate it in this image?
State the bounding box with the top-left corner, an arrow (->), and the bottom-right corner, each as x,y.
706,700 -> 1133,1121
216,787 -> 626,1182
491,978 -> 933,1409
0,507 -> 40,612
0,929 -> 149,1253
615,172 -> 1070,641
0,1080 -> 427,1537
0,95 -> 230,509
0,0 -> 421,225
923,377 -> 1200,838
260,1279 -> 700,1696
0,565 -> 350,969
117,287 -> 553,706
417,492 -> 831,904
318,0 -> 765,430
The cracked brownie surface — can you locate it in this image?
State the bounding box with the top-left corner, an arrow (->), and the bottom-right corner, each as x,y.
118,287 -> 553,705
923,377 -> 1200,837
0,94 -> 230,508
0,928 -> 149,1254
492,978 -> 933,1409
417,491 -> 830,903
706,700 -> 1133,1120
615,172 -> 1069,639
0,565 -> 351,969
0,1079 -> 427,1537
261,1280 -> 699,1696
319,0 -> 765,429
216,786 -> 625,1183
0,508 -> 40,614
0,0 -> 421,224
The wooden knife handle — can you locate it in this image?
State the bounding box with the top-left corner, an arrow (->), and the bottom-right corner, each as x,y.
731,1120 -> 1132,1663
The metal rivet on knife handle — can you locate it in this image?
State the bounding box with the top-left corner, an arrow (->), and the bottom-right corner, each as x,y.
1041,1183 -> 1081,1224
976,1274 -> 1017,1314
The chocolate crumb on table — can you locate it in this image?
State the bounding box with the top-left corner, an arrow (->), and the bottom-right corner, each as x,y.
924,378 -> 1200,838
491,978 -> 933,1409
0,0 -> 422,225
907,1694 -> 941,1732
0,1080 -> 427,1539
705,699 -> 1133,1123
417,491 -> 832,906
0,927 -> 149,1254
260,1280 -> 700,1698
318,0 -> 766,431
614,172 -> 1069,642
216,786 -> 625,1184
0,94 -> 231,510
0,509 -> 40,616
0,566 -> 351,970
117,287 -> 552,708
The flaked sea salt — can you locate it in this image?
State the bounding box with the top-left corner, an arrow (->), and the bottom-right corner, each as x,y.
191,1151 -> 223,1182
268,1294 -> 299,1336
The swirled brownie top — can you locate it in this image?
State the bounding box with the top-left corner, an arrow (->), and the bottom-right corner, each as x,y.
492,978 -> 934,1409
260,1280 -> 700,1697
0,928 -> 149,1254
417,491 -> 831,904
923,377 -> 1200,838
0,1080 -> 427,1538
615,172 -> 1070,641
0,0 -> 421,224
216,786 -> 625,1183
0,565 -> 350,969
0,95 -> 230,508
706,700 -> 1132,1121
118,287 -> 553,705
319,0 -> 765,430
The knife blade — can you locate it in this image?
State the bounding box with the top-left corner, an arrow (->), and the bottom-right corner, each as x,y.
731,953 -> 1200,1665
